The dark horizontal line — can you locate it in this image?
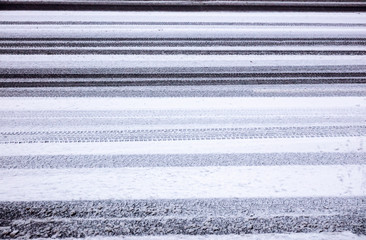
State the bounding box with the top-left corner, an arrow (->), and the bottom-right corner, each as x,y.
1,39 -> 365,47
1,50 -> 365,55
1,73 -> 365,78
1,65 -> 365,76
1,65 -> 364,74
1,197 -> 365,217
1,196 -> 365,215
2,3 -> 366,11
1,197 -> 365,237
1,214 -> 364,237
1,79 -> 366,87
2,85 -> 366,97
1,153 -> 365,169
2,43 -> 366,48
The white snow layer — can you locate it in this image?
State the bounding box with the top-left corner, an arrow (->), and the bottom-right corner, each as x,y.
1,11 -> 366,24
1,11 -> 366,39
0,137 -> 364,156
0,97 -> 365,111
1,55 -> 366,68
0,165 -> 365,201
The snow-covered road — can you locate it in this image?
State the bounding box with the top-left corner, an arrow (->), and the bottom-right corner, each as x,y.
0,96 -> 365,238
0,8 -> 366,240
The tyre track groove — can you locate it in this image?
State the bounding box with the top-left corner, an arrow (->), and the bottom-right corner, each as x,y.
1,125 -> 365,144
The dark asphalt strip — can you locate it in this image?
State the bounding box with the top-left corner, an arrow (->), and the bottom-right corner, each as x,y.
1,39 -> 365,47
2,3 -> 366,11
1,153 -> 365,168
1,84 -> 366,97
1,79 -> 366,87
0,197 -> 365,238
1,49 -> 365,55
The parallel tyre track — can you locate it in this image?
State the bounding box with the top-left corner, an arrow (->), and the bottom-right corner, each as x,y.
1,125 -> 365,144
1,12 -> 365,88
0,9 -> 366,240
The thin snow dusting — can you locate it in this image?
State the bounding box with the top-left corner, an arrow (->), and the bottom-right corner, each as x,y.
2,11 -> 365,24
0,137 -> 364,156
0,165 -> 365,201
0,97 -> 365,111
